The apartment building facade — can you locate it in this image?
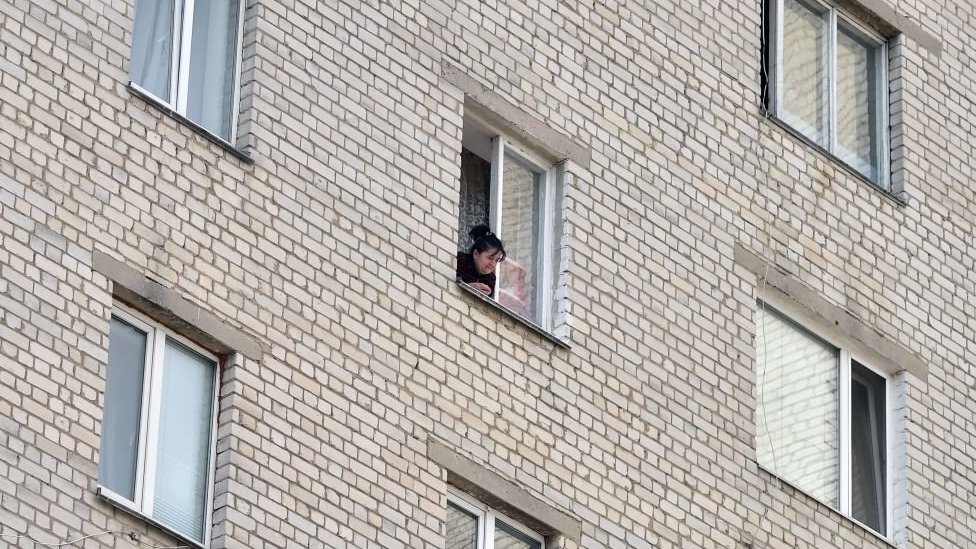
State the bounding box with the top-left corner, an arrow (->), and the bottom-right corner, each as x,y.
0,0 -> 972,547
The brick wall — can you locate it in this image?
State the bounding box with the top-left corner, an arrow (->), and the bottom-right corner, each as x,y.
1,0 -> 972,548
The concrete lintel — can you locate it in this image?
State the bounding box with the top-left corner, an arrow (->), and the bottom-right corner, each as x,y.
855,0 -> 941,56
442,62 -> 590,169
428,439 -> 581,542
92,250 -> 262,359
734,243 -> 927,381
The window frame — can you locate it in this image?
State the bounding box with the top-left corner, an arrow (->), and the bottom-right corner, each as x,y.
97,305 -> 221,548
755,302 -> 894,539
447,489 -> 545,549
128,0 -> 247,144
766,0 -> 891,190
486,136 -> 560,332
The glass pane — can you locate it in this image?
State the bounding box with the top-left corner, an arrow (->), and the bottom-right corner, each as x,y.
498,153 -> 542,324
152,339 -> 216,542
99,317 -> 148,500
130,0 -> 176,101
446,503 -> 479,549
495,520 -> 542,549
186,0 -> 241,139
851,362 -> 887,534
836,23 -> 884,184
780,0 -> 829,145
756,307 -> 839,506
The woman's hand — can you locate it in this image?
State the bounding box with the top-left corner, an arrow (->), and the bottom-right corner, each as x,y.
469,282 -> 492,295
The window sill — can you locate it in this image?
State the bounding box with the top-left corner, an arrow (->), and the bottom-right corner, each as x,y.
762,112 -> 907,207
455,281 -> 570,349
95,486 -> 207,549
755,464 -> 896,548
127,83 -> 254,164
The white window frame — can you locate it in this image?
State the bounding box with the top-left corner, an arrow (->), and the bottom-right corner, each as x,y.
768,0 -> 890,190
97,305 -> 220,548
447,489 -> 545,549
756,303 -> 894,539
129,0 -> 247,143
487,136 -> 560,331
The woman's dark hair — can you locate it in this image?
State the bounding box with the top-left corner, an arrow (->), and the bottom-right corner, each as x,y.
469,224 -> 506,261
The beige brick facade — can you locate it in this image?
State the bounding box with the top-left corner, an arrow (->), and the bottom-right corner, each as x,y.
0,0 -> 972,548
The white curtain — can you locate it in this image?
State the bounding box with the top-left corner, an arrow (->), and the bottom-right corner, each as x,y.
186,0 -> 241,139
836,24 -> 882,181
130,0 -> 177,101
153,339 -> 216,543
781,0 -> 828,145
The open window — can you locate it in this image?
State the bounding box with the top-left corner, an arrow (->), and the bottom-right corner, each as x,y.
755,303 -> 893,537
457,116 -> 566,334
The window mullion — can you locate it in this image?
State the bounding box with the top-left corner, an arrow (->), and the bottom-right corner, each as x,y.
140,331 -> 168,516
175,0 -> 196,113
484,512 -> 495,549
838,349 -> 852,516
827,8 -> 838,154
489,137 -> 505,292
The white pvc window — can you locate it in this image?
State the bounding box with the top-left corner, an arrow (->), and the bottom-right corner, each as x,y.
457,128 -> 565,332
446,491 -> 544,549
98,306 -> 219,547
130,0 -> 245,141
756,304 -> 891,537
768,0 -> 889,189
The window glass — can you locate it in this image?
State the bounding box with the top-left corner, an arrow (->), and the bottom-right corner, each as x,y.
99,317 -> 148,500
851,361 -> 887,533
781,0 -> 829,144
186,0 -> 242,138
130,0 -> 177,101
153,339 -> 217,542
836,22 -> 883,181
498,153 -> 542,323
446,502 -> 479,549
756,308 -> 839,506
495,520 -> 542,549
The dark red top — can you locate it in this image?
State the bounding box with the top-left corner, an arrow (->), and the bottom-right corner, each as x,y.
456,252 -> 495,294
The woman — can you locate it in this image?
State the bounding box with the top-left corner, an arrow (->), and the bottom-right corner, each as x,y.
456,225 -> 506,296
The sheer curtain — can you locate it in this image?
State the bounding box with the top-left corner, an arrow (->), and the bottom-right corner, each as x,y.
186,0 -> 242,139
152,339 -> 216,543
781,0 -> 829,146
836,23 -> 883,182
130,0 -> 177,101
756,308 -> 839,506
99,317 -> 148,500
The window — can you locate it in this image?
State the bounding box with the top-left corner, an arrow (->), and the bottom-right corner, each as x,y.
756,304 -> 890,536
457,119 -> 566,332
130,0 -> 245,141
98,306 -> 219,546
765,0 -> 889,189
447,491 -> 544,549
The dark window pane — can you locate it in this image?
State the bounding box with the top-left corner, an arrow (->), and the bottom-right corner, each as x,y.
495,519 -> 542,549
446,502 -> 478,549
850,361 -> 887,533
98,316 -> 148,500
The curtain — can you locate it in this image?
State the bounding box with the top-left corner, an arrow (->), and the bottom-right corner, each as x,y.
152,339 -> 216,543
781,0 -> 829,145
186,0 -> 241,139
130,0 -> 176,101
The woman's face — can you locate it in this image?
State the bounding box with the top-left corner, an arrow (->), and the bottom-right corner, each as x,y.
472,247 -> 503,275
